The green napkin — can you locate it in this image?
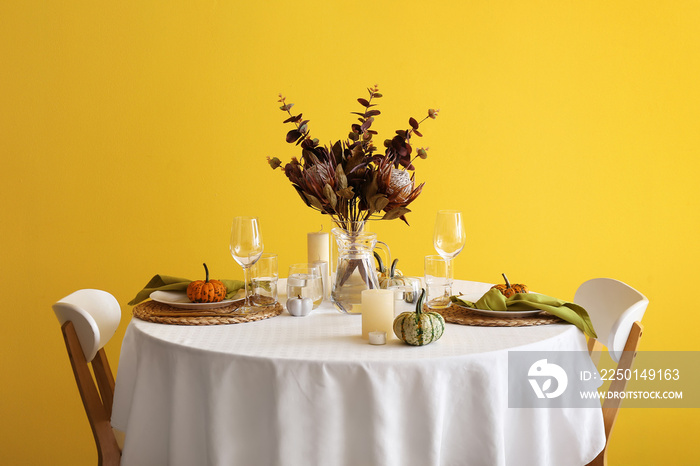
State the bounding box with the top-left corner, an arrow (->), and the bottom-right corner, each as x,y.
128,274 -> 245,306
451,288 -> 597,339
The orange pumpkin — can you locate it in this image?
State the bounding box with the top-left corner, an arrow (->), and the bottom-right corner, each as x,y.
491,273 -> 528,298
187,263 -> 227,303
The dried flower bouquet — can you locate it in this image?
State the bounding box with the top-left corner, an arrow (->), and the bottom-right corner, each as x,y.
268,85 -> 438,233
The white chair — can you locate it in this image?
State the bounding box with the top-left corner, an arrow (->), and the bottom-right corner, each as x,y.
575,278 -> 648,466
53,289 -> 122,466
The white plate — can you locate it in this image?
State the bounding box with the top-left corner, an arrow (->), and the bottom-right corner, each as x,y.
149,290 -> 239,310
453,301 -> 544,318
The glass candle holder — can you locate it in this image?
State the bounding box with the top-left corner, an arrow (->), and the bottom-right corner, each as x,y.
310,260 -> 329,302
287,263 -> 323,309
387,277 -> 420,316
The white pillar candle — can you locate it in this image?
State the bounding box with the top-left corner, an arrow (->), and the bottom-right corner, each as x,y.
361,289 -> 395,340
307,231 -> 330,264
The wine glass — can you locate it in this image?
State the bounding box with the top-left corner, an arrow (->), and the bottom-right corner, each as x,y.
230,216 -> 264,314
433,210 -> 466,280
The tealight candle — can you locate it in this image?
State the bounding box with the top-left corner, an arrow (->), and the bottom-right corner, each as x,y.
361,289 -> 395,340
369,331 -> 387,345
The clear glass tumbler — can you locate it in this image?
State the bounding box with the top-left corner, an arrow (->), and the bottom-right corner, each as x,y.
424,255 -> 452,309
250,253 -> 278,307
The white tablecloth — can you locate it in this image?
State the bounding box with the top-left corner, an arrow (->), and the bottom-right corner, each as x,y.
112,280 -> 605,466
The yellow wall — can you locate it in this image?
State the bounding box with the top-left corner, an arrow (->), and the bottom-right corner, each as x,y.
2,1 -> 699,464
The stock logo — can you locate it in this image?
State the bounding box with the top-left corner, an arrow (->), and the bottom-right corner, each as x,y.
528,359 -> 568,399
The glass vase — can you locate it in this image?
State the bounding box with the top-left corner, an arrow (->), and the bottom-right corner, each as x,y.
331,223 -> 379,314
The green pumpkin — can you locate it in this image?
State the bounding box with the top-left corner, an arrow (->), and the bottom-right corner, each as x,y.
377,256 -> 406,289
393,289 -> 446,346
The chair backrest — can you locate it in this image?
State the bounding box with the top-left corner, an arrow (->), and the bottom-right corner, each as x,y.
53,289 -> 122,466
576,279 -> 648,466
574,278 -> 648,362
53,289 -> 121,362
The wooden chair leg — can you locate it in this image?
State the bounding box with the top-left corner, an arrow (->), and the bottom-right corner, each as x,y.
92,350 -> 116,419
588,337 -> 604,365
587,448 -> 606,466
586,322 -> 643,466
62,321 -> 121,466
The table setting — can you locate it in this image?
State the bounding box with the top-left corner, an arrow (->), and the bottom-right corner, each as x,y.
124,208 -> 596,343
124,85 -> 597,342
112,86 -> 605,466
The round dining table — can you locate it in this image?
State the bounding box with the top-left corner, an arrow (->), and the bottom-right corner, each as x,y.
111,279 -> 605,466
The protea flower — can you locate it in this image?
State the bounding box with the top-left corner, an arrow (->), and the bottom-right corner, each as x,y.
387,168 -> 413,204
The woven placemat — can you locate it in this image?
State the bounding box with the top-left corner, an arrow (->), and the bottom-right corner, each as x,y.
433,303 -> 564,327
133,300 -> 284,325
